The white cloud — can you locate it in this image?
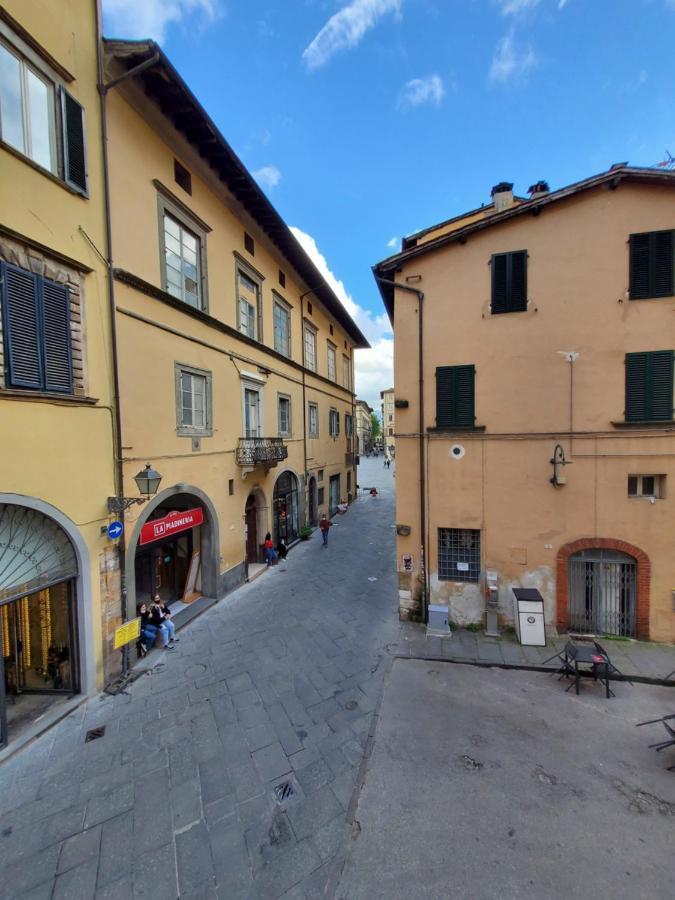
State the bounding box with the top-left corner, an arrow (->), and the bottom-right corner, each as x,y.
387,237 -> 399,249
489,30 -> 537,82
397,74 -> 445,111
103,0 -> 219,42
290,226 -> 393,409
252,166 -> 281,190
498,0 -> 541,14
302,0 -> 402,71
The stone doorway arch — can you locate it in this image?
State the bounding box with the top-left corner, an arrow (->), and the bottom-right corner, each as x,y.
556,537 -> 650,640
126,484 -> 220,616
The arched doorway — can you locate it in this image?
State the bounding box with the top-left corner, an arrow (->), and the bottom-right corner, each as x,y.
307,476 -> 317,527
0,503 -> 80,749
568,548 -> 637,637
127,486 -> 219,618
557,538 -> 650,639
273,471 -> 299,544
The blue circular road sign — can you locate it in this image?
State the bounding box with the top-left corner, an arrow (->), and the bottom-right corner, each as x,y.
107,521 -> 123,540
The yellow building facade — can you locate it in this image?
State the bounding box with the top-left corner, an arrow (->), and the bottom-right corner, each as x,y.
375,170 -> 675,643
380,388 -> 396,458
102,41 -> 367,624
0,1 -> 118,750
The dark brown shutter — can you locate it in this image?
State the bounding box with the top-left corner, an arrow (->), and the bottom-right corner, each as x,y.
1,263 -> 43,389
41,278 -> 72,392
61,88 -> 87,194
626,351 -> 673,421
436,365 -> 475,427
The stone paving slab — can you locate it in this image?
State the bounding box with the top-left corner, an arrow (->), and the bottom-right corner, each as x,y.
399,622 -> 675,682
0,460 -> 398,900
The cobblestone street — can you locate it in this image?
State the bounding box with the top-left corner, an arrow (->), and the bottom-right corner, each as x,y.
0,459 -> 398,900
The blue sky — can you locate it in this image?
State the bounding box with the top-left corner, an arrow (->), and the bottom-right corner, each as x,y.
103,0 -> 675,409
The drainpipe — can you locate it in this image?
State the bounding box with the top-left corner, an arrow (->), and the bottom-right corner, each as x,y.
95,12 -> 161,674
374,277 -> 427,622
95,4 -> 128,675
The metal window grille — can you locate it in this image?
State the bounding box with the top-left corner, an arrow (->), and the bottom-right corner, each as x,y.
438,528 -> 481,582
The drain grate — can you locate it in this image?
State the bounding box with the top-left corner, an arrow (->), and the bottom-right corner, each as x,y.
85,726 -> 106,743
273,781 -> 295,803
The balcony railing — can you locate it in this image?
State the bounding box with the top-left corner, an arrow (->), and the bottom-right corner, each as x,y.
236,436 -> 288,467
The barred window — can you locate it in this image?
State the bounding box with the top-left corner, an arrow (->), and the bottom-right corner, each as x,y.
438,528 -> 480,582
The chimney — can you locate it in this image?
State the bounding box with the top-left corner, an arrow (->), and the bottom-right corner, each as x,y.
528,180 -> 550,200
491,181 -> 514,212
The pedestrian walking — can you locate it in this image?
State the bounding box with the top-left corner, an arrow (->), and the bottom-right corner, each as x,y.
263,532 -> 278,566
319,513 -> 332,546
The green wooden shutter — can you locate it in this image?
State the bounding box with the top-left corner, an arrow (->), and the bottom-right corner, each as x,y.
41,278 -> 72,393
630,231 -> 674,299
61,88 -> 87,194
492,251 -> 527,313
653,230 -> 674,297
626,351 -> 674,421
491,254 -> 508,313
1,263 -> 43,389
436,365 -> 475,427
510,250 -> 527,311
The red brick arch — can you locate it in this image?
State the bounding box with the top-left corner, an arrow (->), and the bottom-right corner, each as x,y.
556,538 -> 650,640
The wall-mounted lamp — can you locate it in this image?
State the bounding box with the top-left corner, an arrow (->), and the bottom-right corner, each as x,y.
550,444 -> 570,487
108,463 -> 162,513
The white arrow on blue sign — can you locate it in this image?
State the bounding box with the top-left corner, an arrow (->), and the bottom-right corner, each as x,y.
107,521 -> 123,540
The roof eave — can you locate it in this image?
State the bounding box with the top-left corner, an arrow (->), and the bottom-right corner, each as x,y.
102,39 -> 370,349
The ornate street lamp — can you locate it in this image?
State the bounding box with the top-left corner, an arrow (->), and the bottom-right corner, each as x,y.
108,463 -> 162,513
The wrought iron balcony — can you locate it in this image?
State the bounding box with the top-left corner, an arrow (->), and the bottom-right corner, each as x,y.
236,436 -> 288,467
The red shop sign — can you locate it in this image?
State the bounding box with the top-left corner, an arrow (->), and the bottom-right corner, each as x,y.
139,507 -> 204,546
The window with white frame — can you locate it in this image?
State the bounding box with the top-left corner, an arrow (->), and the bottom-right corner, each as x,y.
278,395 -> 291,436
164,214 -> 201,308
308,401 -> 318,437
345,413 -> 353,437
237,269 -> 261,339
273,296 -> 291,357
327,342 -> 337,382
0,35 -> 87,193
304,323 -> 317,372
175,363 -> 212,436
342,355 -> 350,389
242,382 -> 263,438
329,408 -> 340,437
628,474 -> 666,498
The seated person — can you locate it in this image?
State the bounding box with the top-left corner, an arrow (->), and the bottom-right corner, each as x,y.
137,602 -> 159,656
148,596 -> 174,649
153,594 -> 178,645
276,538 -> 288,560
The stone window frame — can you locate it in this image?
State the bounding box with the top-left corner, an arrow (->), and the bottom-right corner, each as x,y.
342,354 -> 351,390
308,401 -> 319,438
327,340 -> 337,383
156,181 -> 210,312
234,252 -> 264,343
277,392 -> 292,437
174,361 -> 213,437
303,320 -> 317,372
0,232 -> 86,396
272,292 -> 292,358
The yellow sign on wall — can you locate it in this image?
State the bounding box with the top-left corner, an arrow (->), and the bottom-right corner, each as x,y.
113,617 -> 141,649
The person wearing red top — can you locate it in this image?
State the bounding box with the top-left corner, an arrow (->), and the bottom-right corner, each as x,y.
263,532 -> 277,566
